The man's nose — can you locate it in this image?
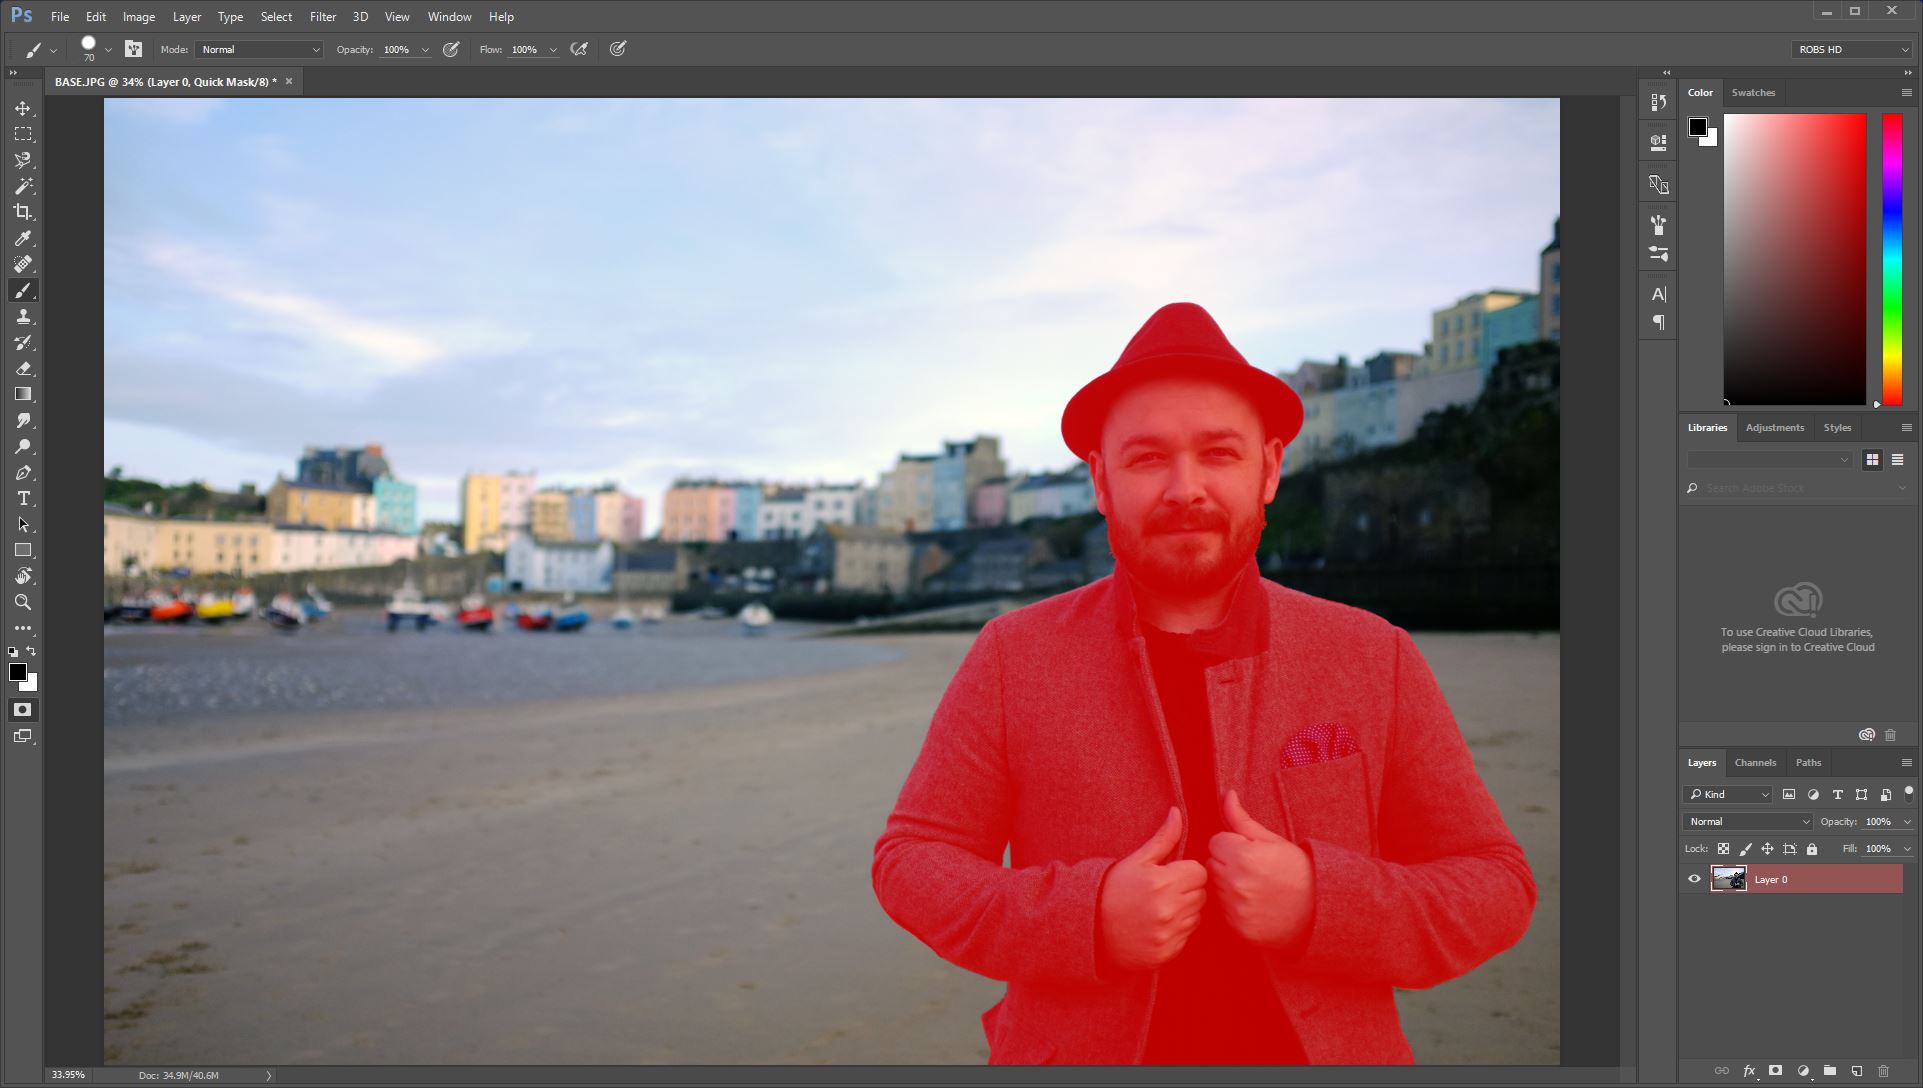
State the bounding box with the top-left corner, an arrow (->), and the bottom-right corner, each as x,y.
1163,453 -> 1208,503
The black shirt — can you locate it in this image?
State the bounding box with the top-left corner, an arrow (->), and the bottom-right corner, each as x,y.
1134,564 -> 1306,1065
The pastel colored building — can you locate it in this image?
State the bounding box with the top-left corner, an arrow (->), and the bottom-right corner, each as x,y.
1480,295 -> 1540,373
1419,290 -> 1533,377
931,435 -> 1007,530
372,475 -> 418,535
156,518 -> 275,577
567,489 -> 597,541
732,483 -> 762,541
585,486 -> 631,543
970,477 -> 1010,529
500,471 -> 537,533
621,494 -> 646,544
266,479 -> 375,532
1394,364 -> 1487,444
660,481 -> 738,543
272,523 -> 327,573
876,454 -> 936,532
1329,378 -> 1400,460
1005,465 -> 1096,524
103,503 -> 160,575
461,470 -> 538,554
531,489 -> 573,543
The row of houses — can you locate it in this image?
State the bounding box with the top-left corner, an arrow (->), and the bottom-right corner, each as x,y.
1282,217 -> 1561,475
498,514 -> 1116,598
459,471 -> 646,554
105,503 -> 420,578
465,216 -> 1562,554
656,446 -> 1099,546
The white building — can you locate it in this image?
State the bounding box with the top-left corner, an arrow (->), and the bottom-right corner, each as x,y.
374,532 -> 421,566
504,530 -> 614,593
804,485 -> 860,535
273,524 -> 327,572
758,488 -> 808,540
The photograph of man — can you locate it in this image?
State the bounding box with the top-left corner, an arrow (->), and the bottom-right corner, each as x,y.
871,302 -> 1537,1065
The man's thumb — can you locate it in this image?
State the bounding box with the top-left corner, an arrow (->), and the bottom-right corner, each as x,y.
1223,790 -> 1283,842
1127,806 -> 1183,864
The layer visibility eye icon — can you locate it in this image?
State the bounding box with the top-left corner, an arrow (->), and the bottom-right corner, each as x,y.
1772,581 -> 1822,619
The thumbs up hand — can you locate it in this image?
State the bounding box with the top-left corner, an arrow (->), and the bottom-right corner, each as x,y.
1097,806 -> 1207,971
1206,790 -> 1314,951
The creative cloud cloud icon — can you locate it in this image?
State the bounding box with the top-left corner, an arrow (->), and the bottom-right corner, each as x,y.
1773,581 -> 1823,619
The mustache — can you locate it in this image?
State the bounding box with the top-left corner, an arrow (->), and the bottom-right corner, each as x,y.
1146,508 -> 1228,534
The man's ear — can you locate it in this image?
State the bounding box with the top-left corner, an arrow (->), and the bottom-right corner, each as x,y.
1088,451 -> 1109,517
1261,436 -> 1284,503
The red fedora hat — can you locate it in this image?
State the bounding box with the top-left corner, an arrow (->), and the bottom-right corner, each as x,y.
1060,302 -> 1304,461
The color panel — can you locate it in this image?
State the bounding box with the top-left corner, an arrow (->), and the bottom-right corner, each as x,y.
1881,112 -> 1903,407
1723,113 -> 1868,406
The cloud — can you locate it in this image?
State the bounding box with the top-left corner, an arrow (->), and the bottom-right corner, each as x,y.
103,98 -> 1558,533
131,238 -> 439,368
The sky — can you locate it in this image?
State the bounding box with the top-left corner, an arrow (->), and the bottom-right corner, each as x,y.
103,98 -> 1559,534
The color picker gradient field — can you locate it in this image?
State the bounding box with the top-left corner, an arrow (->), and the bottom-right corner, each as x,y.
1723,113 -> 1868,406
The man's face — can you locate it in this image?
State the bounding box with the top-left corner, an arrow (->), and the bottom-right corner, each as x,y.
1090,376 -> 1284,600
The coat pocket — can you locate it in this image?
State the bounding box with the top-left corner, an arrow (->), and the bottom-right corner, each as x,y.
1275,750 -> 1375,856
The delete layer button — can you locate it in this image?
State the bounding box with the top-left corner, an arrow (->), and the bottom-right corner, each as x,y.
1742,864 -> 1904,892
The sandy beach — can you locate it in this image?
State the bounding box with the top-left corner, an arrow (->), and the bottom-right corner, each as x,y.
103,625 -> 1560,1065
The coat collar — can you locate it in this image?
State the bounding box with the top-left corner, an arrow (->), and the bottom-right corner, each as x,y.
1110,551 -> 1270,660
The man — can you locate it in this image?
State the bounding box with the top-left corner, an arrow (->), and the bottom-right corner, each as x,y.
871,302 -> 1536,1064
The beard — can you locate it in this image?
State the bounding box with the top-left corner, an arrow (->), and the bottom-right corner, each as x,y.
1109,497 -> 1265,600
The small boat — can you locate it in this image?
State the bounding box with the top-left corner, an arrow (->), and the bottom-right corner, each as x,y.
553,609 -> 590,633
231,588 -> 257,619
609,607 -> 636,630
516,607 -> 553,631
695,604 -> 726,620
149,598 -> 193,624
301,583 -> 334,620
385,583 -> 432,632
640,603 -> 667,625
194,595 -> 235,624
263,592 -> 304,629
739,601 -> 774,634
299,595 -> 330,621
456,593 -> 494,631
115,596 -> 153,623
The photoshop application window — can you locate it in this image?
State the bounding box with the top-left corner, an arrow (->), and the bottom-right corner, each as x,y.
0,1 -> 1917,1084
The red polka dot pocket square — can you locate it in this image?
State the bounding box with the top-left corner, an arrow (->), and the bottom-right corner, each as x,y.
1280,721 -> 1360,768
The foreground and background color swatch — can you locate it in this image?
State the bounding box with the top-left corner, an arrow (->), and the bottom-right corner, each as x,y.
1723,112 -> 1867,406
